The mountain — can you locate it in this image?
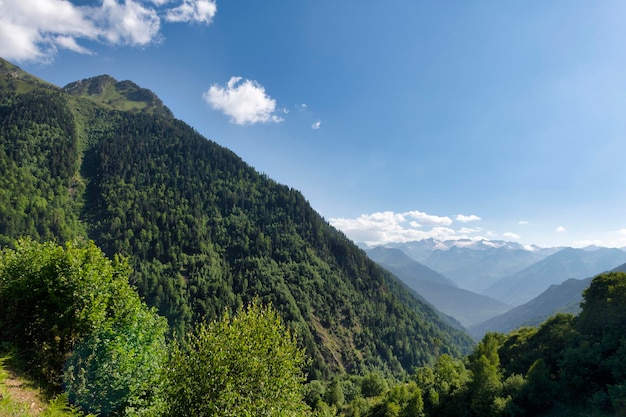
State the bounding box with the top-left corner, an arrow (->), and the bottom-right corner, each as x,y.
469,277 -> 592,340
366,247 -> 512,328
366,246 -> 457,287
0,57 -> 474,378
614,262 -> 626,273
483,247 -> 626,306
63,75 -> 173,118
379,239 -> 556,293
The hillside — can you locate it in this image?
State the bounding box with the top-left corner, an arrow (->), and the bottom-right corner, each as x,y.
469,277 -> 592,340
0,57 -> 474,378
483,247 -> 626,306
366,246 -> 458,287
367,247 -> 511,327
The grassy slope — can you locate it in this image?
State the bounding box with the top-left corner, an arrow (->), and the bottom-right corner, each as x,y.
0,357 -> 89,417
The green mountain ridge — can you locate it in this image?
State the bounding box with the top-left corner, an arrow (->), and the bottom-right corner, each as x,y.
469,277 -> 592,340
63,75 -> 174,118
0,57 -> 474,378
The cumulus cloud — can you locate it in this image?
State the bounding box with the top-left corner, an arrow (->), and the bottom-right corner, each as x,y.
459,227 -> 482,235
456,214 -> 481,223
311,121 -> 321,129
502,232 -> 520,240
404,211 -> 452,226
204,77 -> 282,125
0,0 -> 216,63
329,210 -> 469,245
556,226 -> 566,233
96,0 -> 161,45
165,0 -> 216,23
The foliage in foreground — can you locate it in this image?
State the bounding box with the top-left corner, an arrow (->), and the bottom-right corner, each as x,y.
307,271 -> 626,417
0,239 -> 167,415
0,239 -> 311,416
165,300 -> 310,417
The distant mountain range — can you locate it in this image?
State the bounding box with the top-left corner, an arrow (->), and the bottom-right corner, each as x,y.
469,261 -> 626,339
469,277 -> 592,339
367,239 -> 559,293
364,239 -> 626,304
483,247 -> 626,305
364,239 -> 626,337
366,247 -> 511,328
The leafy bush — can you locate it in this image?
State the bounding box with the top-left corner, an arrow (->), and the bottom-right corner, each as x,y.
164,300 -> 310,417
0,239 -> 168,416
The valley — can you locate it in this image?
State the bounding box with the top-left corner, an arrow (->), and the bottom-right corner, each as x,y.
1,57 -> 626,417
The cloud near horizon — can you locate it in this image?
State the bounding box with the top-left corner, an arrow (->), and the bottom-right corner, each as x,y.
502,232 -> 520,240
204,76 -> 283,125
330,210 -> 489,245
456,214 -> 481,223
0,0 -> 217,63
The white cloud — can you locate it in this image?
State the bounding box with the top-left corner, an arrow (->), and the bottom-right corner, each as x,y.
165,0 -> 216,23
329,210 -> 465,245
96,0 -> 161,46
459,227 -> 482,235
0,0 -> 96,62
611,229 -> 626,246
456,214 -> 481,223
0,0 -> 215,63
404,211 -> 452,226
54,35 -> 94,55
311,121 -> 321,129
502,232 -> 520,240
556,226 -> 566,233
204,76 -> 283,125
518,220 -> 529,225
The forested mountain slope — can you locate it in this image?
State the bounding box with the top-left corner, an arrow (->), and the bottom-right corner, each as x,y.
0,57 -> 474,378
469,277 -> 592,340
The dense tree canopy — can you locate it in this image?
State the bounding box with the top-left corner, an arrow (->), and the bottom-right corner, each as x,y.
0,65 -> 474,378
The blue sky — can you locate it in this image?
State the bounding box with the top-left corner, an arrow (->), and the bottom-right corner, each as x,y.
2,0 -> 626,248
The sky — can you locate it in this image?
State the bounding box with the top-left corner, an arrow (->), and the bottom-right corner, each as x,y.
2,0 -> 626,249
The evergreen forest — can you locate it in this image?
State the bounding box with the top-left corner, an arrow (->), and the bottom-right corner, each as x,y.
1,57 -> 626,416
